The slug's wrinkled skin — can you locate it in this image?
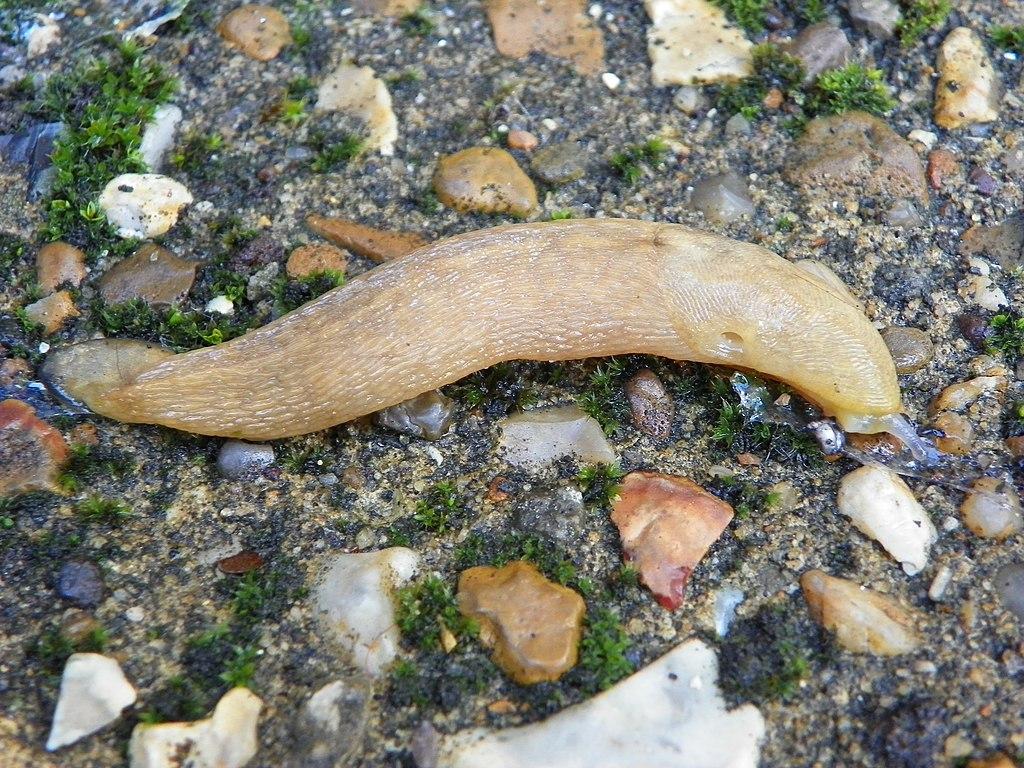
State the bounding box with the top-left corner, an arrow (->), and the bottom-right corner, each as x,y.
44,219 -> 901,440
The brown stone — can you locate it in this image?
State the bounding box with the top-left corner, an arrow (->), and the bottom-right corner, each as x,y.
487,476 -> 511,503
36,242 -> 86,293
930,411 -> 973,456
929,376 -> 1004,415
0,357 -> 32,385
611,472 -> 733,610
1005,436 -> 1024,458
24,290 -> 79,334
785,112 -> 929,203
218,4 -> 292,61
69,423 -> 99,447
434,147 -> 538,217
959,213 -> 1024,271
967,754 -> 1018,768
285,243 -> 349,279
0,399 -> 69,496
98,244 -> 197,307
880,326 -> 933,374
306,215 -> 427,263
927,148 -> 959,190
624,369 -> 674,440
458,560 -> 585,684
217,550 -> 265,574
736,452 -> 760,465
506,130 -> 539,151
762,88 -> 783,110
485,0 -> 604,75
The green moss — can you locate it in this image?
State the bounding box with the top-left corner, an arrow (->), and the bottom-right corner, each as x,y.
74,495 -> 132,524
219,644 -> 260,688
137,674 -> 209,724
451,361 -> 555,414
413,481 -> 461,533
395,575 -> 478,651
718,44 -> 805,120
549,210 -> 574,220
388,659 -> 430,708
28,624 -> 109,676
807,64 -> 895,117
90,297 -> 255,351
279,441 -> 328,473
795,0 -> 826,23
386,69 -> 424,87
36,41 -> 176,258
310,134 -> 365,172
710,0 -> 769,34
577,357 -> 627,433
987,313 -> 1024,361
896,0 -> 950,45
0,232 -> 28,279
401,7 -> 436,36
991,25 -> 1024,53
775,215 -> 796,232
578,607 -> 633,692
577,464 -> 624,507
230,570 -> 283,623
417,189 -> 442,215
272,270 -> 346,313
170,131 -> 224,175
710,475 -> 781,519
454,532 -> 579,587
610,139 -> 669,186
58,443 -> 136,494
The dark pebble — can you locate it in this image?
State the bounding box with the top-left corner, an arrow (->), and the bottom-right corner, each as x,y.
375,390 -> 455,441
217,550 -> 265,574
57,560 -> 105,607
955,314 -> 992,348
995,562 -> 1024,621
529,141 -> 587,185
512,487 -> 585,543
233,232 -> 284,267
625,369 -> 674,439
879,327 -> 933,373
217,439 -> 275,478
969,167 -> 997,196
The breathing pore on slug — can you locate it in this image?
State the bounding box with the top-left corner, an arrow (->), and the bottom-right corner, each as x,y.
41,219 -> 906,441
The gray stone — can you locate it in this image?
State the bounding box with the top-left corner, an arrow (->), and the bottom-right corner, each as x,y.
959,212 -> 1024,270
624,369 -> 674,439
98,243 -> 197,307
995,562 -> 1024,621
847,0 -> 901,40
217,440 -> 275,479
57,561 -> 105,608
512,486 -> 586,543
690,171 -> 755,224
880,327 -> 933,374
289,678 -> 371,768
0,121 -> 64,200
724,113 -> 751,135
884,199 -> 923,229
530,141 -> 587,185
786,22 -> 852,81
375,390 -> 455,441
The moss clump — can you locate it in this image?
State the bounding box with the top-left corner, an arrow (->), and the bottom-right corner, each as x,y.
401,7 -> 436,36
577,357 -> 628,433
394,575 -> 479,651
36,41 -> 176,258
709,475 -> 782,519
170,131 -> 225,177
987,313 -> 1024,362
27,624 -> 109,677
309,134 -> 365,173
577,464 -> 624,507
413,481 -> 462,533
710,0 -> 769,34
578,607 -> 634,692
718,43 -> 806,120
610,139 -> 669,186
896,0 -> 950,45
74,495 -> 133,525
58,443 -> 136,493
807,64 -> 895,117
0,232 -> 28,279
272,270 -> 345,313
90,298 -> 254,351
991,25 -> 1024,52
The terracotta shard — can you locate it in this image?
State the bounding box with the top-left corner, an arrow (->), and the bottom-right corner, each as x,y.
306,215 -> 427,263
611,472 -> 733,609
0,399 -> 69,495
484,0 -> 605,75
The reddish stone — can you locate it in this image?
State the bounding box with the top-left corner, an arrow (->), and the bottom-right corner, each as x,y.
927,148 -> 958,190
487,476 -> 511,503
507,130 -> 539,151
217,550 -> 265,574
0,399 -> 69,495
306,215 -> 427,263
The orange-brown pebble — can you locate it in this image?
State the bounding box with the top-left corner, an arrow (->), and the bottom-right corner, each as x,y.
506,129 -> 539,151
218,4 -> 292,61
485,0 -> 605,74
306,215 -> 427,263
458,560 -> 585,684
929,376 -> 1004,414
36,242 -> 87,293
24,290 -> 79,334
486,699 -> 518,715
967,754 -> 1018,768
927,148 -> 959,190
931,411 -> 974,456
736,452 -> 761,465
0,399 -> 70,495
0,357 -> 32,385
1005,436 -> 1024,458
433,147 -> 538,217
762,88 -> 783,109
285,243 -> 349,279
98,243 -> 197,307
69,423 -> 99,447
487,476 -> 511,503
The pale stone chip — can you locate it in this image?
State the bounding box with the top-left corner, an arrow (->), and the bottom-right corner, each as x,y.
316,63 -> 398,156
644,0 -> 752,86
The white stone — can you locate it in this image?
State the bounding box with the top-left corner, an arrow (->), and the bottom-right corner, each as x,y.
313,548 -> 419,676
837,465 -> 937,576
47,653 -> 137,751
205,295 -> 235,315
436,638 -> 764,767
98,173 -> 193,239
601,72 -> 621,90
928,565 -> 952,601
934,27 -> 1002,130
644,0 -> 752,86
316,63 -> 398,156
907,129 -> 937,149
713,586 -> 744,637
497,405 -> 616,469
139,105 -> 183,171
26,14 -> 61,59
967,275 -> 1008,311
129,688 -> 262,768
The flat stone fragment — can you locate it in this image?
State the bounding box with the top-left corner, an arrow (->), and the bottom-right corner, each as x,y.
434,147 -> 537,217
306,214 -> 427,262
436,638 -> 765,767
375,390 -> 455,440
98,173 -> 193,239
690,171 -> 755,224
497,405 -> 615,468
529,141 -> 587,185
316,63 -> 398,156
217,440 -> 275,479
847,0 -> 900,40
484,0 -> 605,75
350,0 -> 420,14
611,472 -> 733,609
139,104 -> 183,171
880,326 -> 933,373
785,112 -> 928,204
930,376 -> 1004,414
129,688 -> 262,768
36,242 -> 86,293
0,399 -> 69,496
98,243 -> 198,307
644,0 -> 753,86
24,290 -> 79,334
837,465 -> 936,575
959,212 -> 1024,270
800,569 -> 919,655
624,369 -> 673,439
784,22 -> 852,81
47,653 -> 136,751
313,548 -> 419,676
218,4 -> 292,61
934,27 -> 1002,130
290,678 -> 371,768
286,243 -> 349,279
459,561 -> 585,684
995,563 -> 1024,622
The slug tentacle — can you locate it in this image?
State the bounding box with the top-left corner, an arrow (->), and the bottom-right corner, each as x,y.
43,219 -> 902,440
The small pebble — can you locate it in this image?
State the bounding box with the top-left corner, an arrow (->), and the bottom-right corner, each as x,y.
690,171 -> 755,224
217,440 -> 275,479
930,376 -> 1004,414
601,72 -> 621,90
724,113 -> 751,136
315,62 -> 397,155
47,653 -> 136,751
784,22 -> 851,81
485,0 -> 604,74
290,678 -> 371,768
955,314 -> 992,348
24,290 -> 78,334
995,563 -> 1024,621
884,199 -> 922,229
624,369 -> 674,439
205,295 -> 234,315
530,141 -> 587,185
434,147 -> 537,217
847,0 -> 900,40
926,148 -> 958,190
961,477 -> 1022,540
934,27 -> 1002,130
931,411 -> 974,456
969,167 -> 997,196
513,487 -> 585,542
99,243 -> 197,307
98,173 -> 192,239
36,242 -> 86,293
233,232 -> 284,268
57,561 -> 105,607
306,215 -> 426,263
0,399 -> 69,496
497,405 -> 615,468
285,243 -> 349,279
907,129 -> 937,150
375,390 -> 455,441
506,129 -> 538,151
928,565 -> 952,601
644,0 -> 753,85
139,104 -> 183,171
672,86 -> 703,114
217,550 -> 265,575
880,326 -> 933,373
217,4 -> 292,61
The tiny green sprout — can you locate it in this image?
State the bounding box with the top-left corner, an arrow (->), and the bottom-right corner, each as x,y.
287,75 -> 315,97
808,64 -> 895,117
578,464 -> 624,506
291,24 -> 312,49
401,7 -> 436,36
386,69 -> 424,86
310,135 -> 365,172
987,313 -> 1024,361
577,358 -> 628,433
549,210 -> 574,220
896,0 -> 950,46
610,139 -> 669,186
991,25 -> 1024,53
279,98 -> 307,126
797,0 -> 826,23
75,496 -> 132,524
413,481 -> 460,533
219,644 -> 260,688
775,215 -> 795,232
394,575 -> 478,651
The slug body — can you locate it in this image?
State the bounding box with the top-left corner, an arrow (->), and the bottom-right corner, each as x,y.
47,220 -> 901,440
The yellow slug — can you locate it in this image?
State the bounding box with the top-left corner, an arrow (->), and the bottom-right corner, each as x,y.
43,219 -> 902,440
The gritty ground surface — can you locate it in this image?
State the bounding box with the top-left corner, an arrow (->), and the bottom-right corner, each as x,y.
1,1 -> 1024,766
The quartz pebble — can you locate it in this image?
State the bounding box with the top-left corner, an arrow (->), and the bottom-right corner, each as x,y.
880,326 -> 933,373
785,22 -> 851,81
139,105 -> 183,171
0,399 -> 69,496
786,112 -> 927,203
690,171 -> 755,223
435,639 -> 765,768
837,465 -> 936,575
624,369 -> 673,439
847,0 -> 900,39
934,28 -> 1002,130
99,243 -> 197,307
290,678 -> 371,768
98,173 -> 193,239
217,4 -> 292,61
129,687 -> 262,768
306,215 -> 427,262
612,472 -> 733,609
24,290 -> 78,334
497,405 -> 615,468
375,390 -> 455,441
994,562 -> 1024,622
930,376 -> 1004,413
434,148 -> 537,217
512,487 -> 586,542
57,561 -> 105,607
961,477 -> 1022,540
285,243 -> 349,279
485,0 -> 605,74
316,63 -> 397,156
644,0 -> 753,86
529,141 -> 587,185
884,199 -> 922,229
47,653 -> 136,751
36,242 -> 86,293
217,440 -> 275,479
205,295 -> 234,315
458,561 -> 585,684
800,569 -> 919,655
313,548 -> 418,675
